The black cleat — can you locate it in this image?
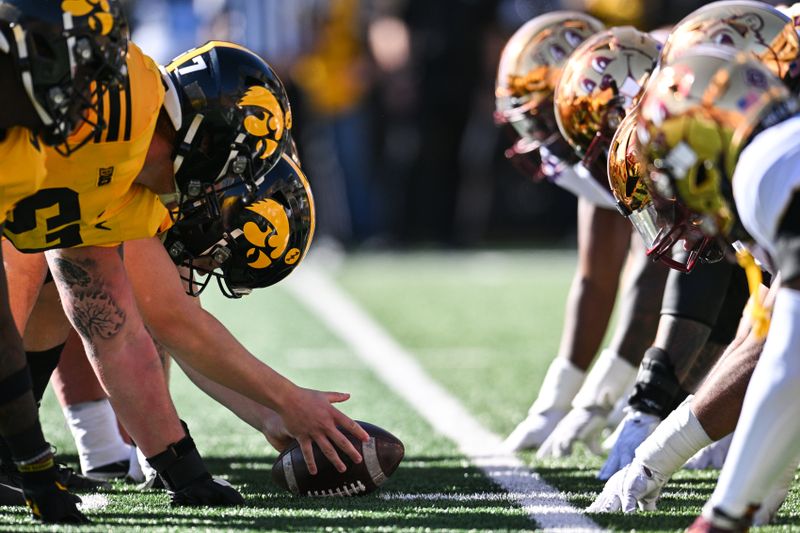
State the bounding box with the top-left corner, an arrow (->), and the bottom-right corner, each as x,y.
55,464 -> 111,492
85,460 -> 129,481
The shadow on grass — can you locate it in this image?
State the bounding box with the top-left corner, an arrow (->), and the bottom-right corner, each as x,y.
9,454 -> 536,531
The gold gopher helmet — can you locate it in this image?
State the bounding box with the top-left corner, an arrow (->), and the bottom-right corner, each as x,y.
661,1 -> 800,89
637,46 -> 797,243
494,11 -> 604,179
554,26 -> 660,178
608,110 -> 721,271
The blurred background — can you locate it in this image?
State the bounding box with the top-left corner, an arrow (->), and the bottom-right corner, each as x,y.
124,0 -> 766,250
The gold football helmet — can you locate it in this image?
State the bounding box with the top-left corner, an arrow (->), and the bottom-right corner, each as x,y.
554,26 -> 660,178
661,1 -> 800,89
637,46 -> 797,242
609,111 -> 719,271
495,11 -> 604,179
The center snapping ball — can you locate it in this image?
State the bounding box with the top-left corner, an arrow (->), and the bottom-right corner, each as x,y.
271,421 -> 404,497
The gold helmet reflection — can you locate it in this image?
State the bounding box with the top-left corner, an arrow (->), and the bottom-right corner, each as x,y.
495,11 -> 604,139
661,1 -> 800,87
608,110 -> 649,215
554,26 -> 660,158
637,46 -> 797,238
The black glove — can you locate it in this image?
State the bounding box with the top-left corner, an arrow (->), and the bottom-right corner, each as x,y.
19,458 -> 89,524
147,423 -> 244,507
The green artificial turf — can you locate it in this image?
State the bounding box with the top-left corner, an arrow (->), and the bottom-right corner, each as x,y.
3,249 -> 798,531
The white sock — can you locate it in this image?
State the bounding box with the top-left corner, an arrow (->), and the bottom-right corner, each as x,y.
707,288 -> 800,518
572,349 -> 638,411
63,398 -> 132,474
136,446 -> 158,481
529,357 -> 585,414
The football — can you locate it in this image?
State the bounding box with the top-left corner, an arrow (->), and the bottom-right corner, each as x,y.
271,421 -> 405,497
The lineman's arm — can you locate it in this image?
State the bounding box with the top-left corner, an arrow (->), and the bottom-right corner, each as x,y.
173,355 -> 293,452
122,236 -> 369,474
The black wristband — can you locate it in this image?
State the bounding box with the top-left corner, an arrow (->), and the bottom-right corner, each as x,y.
628,347 -> 683,419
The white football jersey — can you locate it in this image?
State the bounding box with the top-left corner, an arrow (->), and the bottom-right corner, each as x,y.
733,115 -> 800,260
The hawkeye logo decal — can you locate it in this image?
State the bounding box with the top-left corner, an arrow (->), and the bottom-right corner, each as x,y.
62,0 -> 115,36
242,198 -> 300,269
239,86 -> 291,160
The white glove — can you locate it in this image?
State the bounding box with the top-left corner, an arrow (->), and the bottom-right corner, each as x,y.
598,410 -> 660,480
536,407 -> 607,458
587,458 -> 668,513
502,358 -> 585,452
502,407 -> 569,452
683,433 -> 733,470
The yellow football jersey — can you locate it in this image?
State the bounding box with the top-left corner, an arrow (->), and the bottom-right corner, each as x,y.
0,127 -> 47,224
4,42 -> 170,252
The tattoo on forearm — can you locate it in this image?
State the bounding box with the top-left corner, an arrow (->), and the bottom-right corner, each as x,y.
52,257 -> 126,341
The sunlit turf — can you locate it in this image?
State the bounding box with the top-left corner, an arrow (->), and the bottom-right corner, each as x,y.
4,249 -> 799,531
4,262 -> 535,532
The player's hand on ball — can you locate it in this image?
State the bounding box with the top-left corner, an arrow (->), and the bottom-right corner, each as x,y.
587,459 -> 667,513
598,410 -> 660,480
536,407 -> 607,459
279,387 -> 370,475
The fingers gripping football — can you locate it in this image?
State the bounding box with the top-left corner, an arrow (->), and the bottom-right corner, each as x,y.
272,421 -> 405,497
280,388 -> 367,474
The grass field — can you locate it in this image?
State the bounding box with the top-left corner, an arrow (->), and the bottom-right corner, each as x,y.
3,249 -> 800,531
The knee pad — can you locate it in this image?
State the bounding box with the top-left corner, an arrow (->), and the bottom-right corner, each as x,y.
628,347 -> 689,419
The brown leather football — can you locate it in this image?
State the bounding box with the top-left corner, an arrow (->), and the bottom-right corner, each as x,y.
271,421 -> 404,496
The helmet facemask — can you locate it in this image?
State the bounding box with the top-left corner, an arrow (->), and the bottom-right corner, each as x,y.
3,0 -> 129,154
165,153 -> 315,298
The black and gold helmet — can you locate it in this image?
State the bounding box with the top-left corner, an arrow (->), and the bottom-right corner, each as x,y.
661,1 -> 800,90
163,41 -> 292,220
0,0 -> 128,153
637,45 -> 797,242
164,152 -> 315,298
494,11 -> 604,179
554,26 -> 660,179
608,110 -> 721,272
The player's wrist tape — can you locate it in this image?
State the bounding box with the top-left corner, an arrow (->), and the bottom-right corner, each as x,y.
0,366 -> 33,404
627,347 -> 686,419
147,422 -> 211,491
635,397 -> 712,477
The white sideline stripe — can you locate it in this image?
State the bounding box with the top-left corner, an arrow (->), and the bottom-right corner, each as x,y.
286,266 -> 601,532
77,493 -> 109,511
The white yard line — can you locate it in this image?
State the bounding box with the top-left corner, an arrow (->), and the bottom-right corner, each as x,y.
286,265 -> 601,532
